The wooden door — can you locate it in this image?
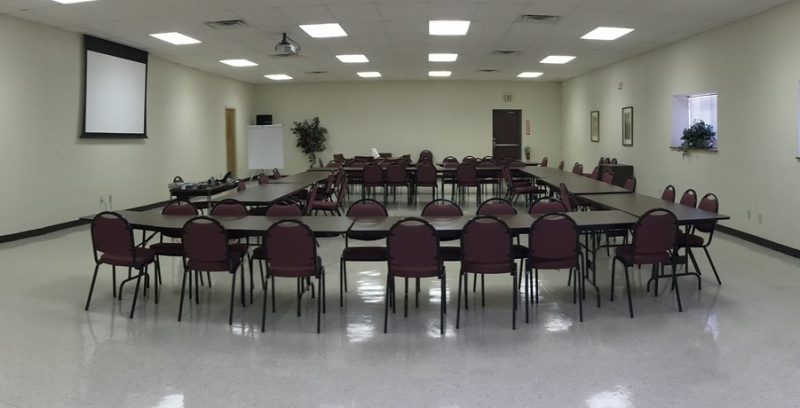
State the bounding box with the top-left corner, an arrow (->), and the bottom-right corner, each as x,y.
225,108 -> 236,173
492,109 -> 521,160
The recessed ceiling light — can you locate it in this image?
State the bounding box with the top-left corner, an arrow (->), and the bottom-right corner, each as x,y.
357,72 -> 382,78
429,71 -> 452,77
428,53 -> 458,62
150,32 -> 201,45
299,23 -> 348,38
581,26 -> 635,41
265,74 -> 292,81
429,20 -> 470,36
517,72 -> 543,78
51,0 -> 96,3
540,55 -> 575,64
220,59 -> 258,67
336,54 -> 369,63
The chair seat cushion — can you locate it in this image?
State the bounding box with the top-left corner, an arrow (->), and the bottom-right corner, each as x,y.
513,185 -> 541,194
312,200 -> 337,210
100,248 -> 156,268
440,246 -> 461,262
270,256 -> 324,278
150,242 -> 183,257
677,233 -> 705,247
461,261 -> 515,274
342,246 -> 388,261
390,266 -> 441,278
528,256 -> 576,270
513,244 -> 528,259
615,245 -> 671,266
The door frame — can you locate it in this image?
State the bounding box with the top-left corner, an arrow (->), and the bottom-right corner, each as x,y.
225,108 -> 236,173
492,109 -> 522,160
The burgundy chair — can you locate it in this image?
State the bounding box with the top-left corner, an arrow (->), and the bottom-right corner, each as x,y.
385,218 -> 445,334
680,189 -> 698,207
558,161 -> 565,170
456,216 -> 518,329
211,199 -> 252,301
661,185 -> 676,202
258,174 -> 269,185
362,163 -> 386,202
86,212 -> 156,319
477,159 -> 500,195
333,153 -> 346,163
601,171 -> 614,184
385,163 -> 411,204
237,180 -> 247,191
525,213 -> 584,322
588,166 -> 600,179
611,209 -> 681,318
477,198 -> 516,215
677,193 -> 722,284
249,200 -> 305,298
462,155 -> 476,164
610,158 -> 618,164
418,150 -> 433,164
414,162 -> 438,202
540,157 -> 548,167
259,219 -> 325,333
340,199 -> 389,306
326,160 -> 342,169
421,199 -> 463,262
179,216 -> 245,325
442,156 -> 459,164
454,163 -> 480,205
529,197 -> 567,214
502,166 -> 541,205
571,162 -> 580,173
558,183 -> 575,212
310,172 -> 348,215
272,168 -> 283,179
150,200 -> 198,299
603,158 -> 611,164
624,176 -> 637,192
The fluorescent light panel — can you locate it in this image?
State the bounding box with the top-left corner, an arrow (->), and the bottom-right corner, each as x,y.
429,20 -> 470,36
428,53 -> 458,62
540,55 -> 575,64
220,59 -> 258,67
336,54 -> 369,63
265,74 -> 292,81
581,26 -> 634,41
299,23 -> 348,38
517,72 -> 543,78
150,32 -> 201,45
429,71 -> 452,77
357,72 -> 382,78
52,0 -> 96,3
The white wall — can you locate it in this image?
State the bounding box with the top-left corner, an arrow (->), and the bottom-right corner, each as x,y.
0,14 -> 254,236
561,0 -> 800,248
254,81 -> 562,174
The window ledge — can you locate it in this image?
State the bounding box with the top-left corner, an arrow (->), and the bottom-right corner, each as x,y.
670,146 -> 719,153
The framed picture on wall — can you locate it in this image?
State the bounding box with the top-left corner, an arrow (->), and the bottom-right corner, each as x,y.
590,111 -> 600,142
622,106 -> 633,146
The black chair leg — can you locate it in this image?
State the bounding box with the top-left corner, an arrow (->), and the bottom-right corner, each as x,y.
229,269 -> 237,325
339,259 -> 345,307
624,266 -> 634,318
512,273 -> 517,330
610,260 -> 616,301
129,268 -> 143,319
687,248 -> 703,291
261,273 -> 268,332
456,270 -> 463,329
671,262 -> 683,312
85,264 -> 101,311
440,273 -> 445,335
404,278 -> 409,318
481,274 -> 485,307
703,247 -> 721,285
178,268 -> 188,321
111,265 -> 117,298
383,274 -> 391,333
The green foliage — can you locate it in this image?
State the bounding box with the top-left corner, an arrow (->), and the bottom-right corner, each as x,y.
680,120 -> 716,153
292,117 -> 328,165
524,146 -> 531,155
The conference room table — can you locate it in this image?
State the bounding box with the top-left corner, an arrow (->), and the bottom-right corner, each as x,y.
169,182 -> 237,202
523,166 -> 632,195
577,193 -> 730,225
271,171 -> 328,185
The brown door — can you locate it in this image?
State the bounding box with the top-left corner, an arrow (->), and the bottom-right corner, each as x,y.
225,108 -> 236,173
492,109 -> 521,160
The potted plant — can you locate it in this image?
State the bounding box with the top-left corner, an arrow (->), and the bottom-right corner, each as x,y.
524,146 -> 531,161
291,117 -> 328,166
680,120 -> 716,155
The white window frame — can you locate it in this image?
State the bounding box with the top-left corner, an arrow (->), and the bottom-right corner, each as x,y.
671,92 -> 719,150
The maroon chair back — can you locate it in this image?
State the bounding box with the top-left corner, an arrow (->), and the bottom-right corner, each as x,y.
528,214 -> 579,266
508,160 -> 525,169
272,168 -> 282,179
422,199 -> 463,217
443,156 -> 459,164
589,166 -> 600,179
265,201 -> 304,216
558,161 -> 565,170
529,198 -> 567,214
326,160 -> 342,169
477,160 -> 495,168
418,150 -> 433,164
603,158 -> 611,164
333,153 -> 346,163
540,157 -> 548,167
264,220 -> 317,277
661,185 -> 676,202
258,174 -> 269,185
162,200 -> 198,238
601,171 -> 614,184
211,199 -> 248,217
461,216 -> 514,273
573,163 -> 583,175
334,172 -> 349,202
695,193 -> 719,233
462,155 -> 476,164
347,199 -> 388,217
91,212 -> 135,262
558,183 -> 574,212
680,189 -> 698,207
416,163 -> 437,186
303,184 -> 320,215
363,163 -> 383,186
387,218 -> 441,278
631,209 -> 678,256
386,163 -> 408,184
624,176 -> 637,192
182,216 -> 230,270
456,163 -> 478,186
237,181 -> 247,191
477,198 -> 516,215
611,158 -> 618,164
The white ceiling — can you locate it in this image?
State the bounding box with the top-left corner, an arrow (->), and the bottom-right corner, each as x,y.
0,0 -> 791,83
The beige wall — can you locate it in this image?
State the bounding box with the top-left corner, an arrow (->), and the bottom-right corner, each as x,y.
0,14 -> 254,235
561,0 -> 800,248
254,81 -> 562,174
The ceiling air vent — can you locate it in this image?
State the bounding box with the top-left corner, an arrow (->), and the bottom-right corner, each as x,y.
205,19 -> 248,29
307,71 -> 328,74
492,50 -> 521,56
517,14 -> 560,24
478,69 -> 499,73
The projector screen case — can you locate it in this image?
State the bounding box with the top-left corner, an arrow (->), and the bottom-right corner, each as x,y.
82,35 -> 148,139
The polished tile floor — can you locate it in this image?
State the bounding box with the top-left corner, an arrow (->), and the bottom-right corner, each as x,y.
1,192 -> 799,407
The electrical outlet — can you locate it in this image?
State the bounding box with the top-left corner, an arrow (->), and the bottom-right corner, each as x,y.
758,214 -> 763,223
747,210 -> 751,220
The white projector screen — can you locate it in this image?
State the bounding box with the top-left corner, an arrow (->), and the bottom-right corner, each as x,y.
82,35 -> 148,138
247,125 -> 285,170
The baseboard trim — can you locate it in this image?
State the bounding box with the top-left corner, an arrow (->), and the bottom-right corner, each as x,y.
717,225 -> 800,259
0,200 -> 170,244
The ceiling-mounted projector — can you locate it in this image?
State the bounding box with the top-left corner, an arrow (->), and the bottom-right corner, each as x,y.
274,33 -> 300,56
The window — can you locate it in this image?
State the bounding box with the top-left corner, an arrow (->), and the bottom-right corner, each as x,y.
671,92 -> 718,149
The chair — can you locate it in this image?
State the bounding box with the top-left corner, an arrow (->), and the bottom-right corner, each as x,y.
259,220 -> 325,333
456,216 -> 518,329
558,161 -> 565,170
418,150 -> 433,164
150,200 -> 199,300
677,193 -> 722,285
525,213 -> 584,321
502,167 -> 541,205
339,199 -> 389,306
603,158 -> 611,164
173,176 -> 184,183
611,158 -> 618,164
178,216 -> 245,325
333,153 -> 346,163
211,199 -> 252,300
611,209 -> 681,318
624,176 -> 637,192
661,185 -> 676,202
237,180 -> 247,191
587,166 -> 600,179
442,156 -> 459,164
309,172 -> 348,215
601,171 -> 614,184
414,162 -> 438,202
680,189 -> 698,207
385,163 -> 411,204
571,162 -> 581,173
421,199 -> 463,262
529,197 -> 567,214
385,218 -> 445,334
462,155 -> 476,165
258,174 -> 269,185
272,168 -> 283,179
325,160 -> 342,169
477,198 -> 516,215
558,183 -> 575,212
362,163 -> 385,202
265,200 -> 304,216
540,157 -> 548,167
477,159 -> 501,195
86,212 -> 156,319
454,163 -> 480,204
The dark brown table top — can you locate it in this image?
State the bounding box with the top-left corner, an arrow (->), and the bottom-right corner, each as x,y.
523,167 -> 631,195
578,193 -> 729,224
271,171 -> 329,185
208,183 -> 310,205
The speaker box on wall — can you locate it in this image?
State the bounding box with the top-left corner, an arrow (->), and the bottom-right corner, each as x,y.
256,114 -> 273,125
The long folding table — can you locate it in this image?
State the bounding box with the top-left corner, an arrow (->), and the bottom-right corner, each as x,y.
577,193 -> 729,224
522,166 -> 631,195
